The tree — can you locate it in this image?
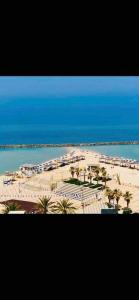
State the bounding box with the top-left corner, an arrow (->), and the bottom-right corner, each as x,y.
101,168 -> 107,188
70,167 -> 75,178
105,187 -> 115,204
88,172 -> 93,183
52,199 -> 76,214
94,166 -> 100,184
5,201 -> 21,214
37,196 -> 54,214
123,191 -> 132,208
83,168 -> 87,182
113,189 -> 122,206
75,167 -> 80,179
101,167 -> 106,174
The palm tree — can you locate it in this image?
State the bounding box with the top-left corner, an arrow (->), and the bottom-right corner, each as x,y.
113,189 -> 122,206
37,196 -> 54,214
105,187 -> 115,204
5,201 -> 21,213
83,168 -> 87,182
70,167 -> 75,178
101,167 -> 106,174
88,172 -> 93,184
75,167 -> 80,180
123,191 -> 132,209
52,199 -> 76,214
94,166 -> 100,184
101,168 -> 107,188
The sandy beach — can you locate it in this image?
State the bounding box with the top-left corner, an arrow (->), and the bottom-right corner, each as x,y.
0,147 -> 139,213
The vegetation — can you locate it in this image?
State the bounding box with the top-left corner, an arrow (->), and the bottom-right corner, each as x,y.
94,166 -> 100,184
105,187 -> 115,204
113,189 -> 122,206
70,167 -> 75,178
101,168 -> 108,188
52,199 -> 76,214
104,186 -> 133,213
65,178 -> 103,189
123,207 -> 132,214
123,191 -> 132,209
75,167 -> 79,179
37,196 -> 54,214
83,168 -> 87,182
106,202 -> 114,208
88,172 -> 93,183
5,201 -> 21,213
64,178 -> 87,185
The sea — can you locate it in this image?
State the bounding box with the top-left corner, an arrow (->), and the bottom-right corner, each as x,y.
1,95 -> 139,173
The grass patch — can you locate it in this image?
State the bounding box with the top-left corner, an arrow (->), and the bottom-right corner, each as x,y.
89,184 -> 103,189
64,179 -> 87,185
64,179 -> 103,189
84,183 -> 94,187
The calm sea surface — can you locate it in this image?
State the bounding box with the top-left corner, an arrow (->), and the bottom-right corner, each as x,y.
0,145 -> 139,174
1,96 -> 139,172
0,147 -> 69,174
0,96 -> 139,144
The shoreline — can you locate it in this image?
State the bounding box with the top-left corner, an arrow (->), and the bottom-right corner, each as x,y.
1,141 -> 139,149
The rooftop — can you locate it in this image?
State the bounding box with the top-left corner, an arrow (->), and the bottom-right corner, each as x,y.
21,164 -> 35,168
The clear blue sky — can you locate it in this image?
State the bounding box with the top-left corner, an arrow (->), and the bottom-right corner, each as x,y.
0,76 -> 139,99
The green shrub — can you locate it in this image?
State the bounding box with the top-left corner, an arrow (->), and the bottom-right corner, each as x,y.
106,202 -> 114,208
123,207 -> 132,214
84,183 -> 94,187
93,176 -> 102,181
102,177 -> 111,182
64,179 -> 87,185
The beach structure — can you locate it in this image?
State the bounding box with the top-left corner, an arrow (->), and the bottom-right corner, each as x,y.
20,164 -> 37,174
87,163 -> 99,171
3,179 -> 13,185
5,171 -> 17,176
8,211 -> 26,214
99,155 -> 138,169
55,182 -> 101,202
101,208 -> 117,214
19,152 -> 85,175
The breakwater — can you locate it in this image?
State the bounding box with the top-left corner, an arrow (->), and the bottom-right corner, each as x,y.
1,141 -> 139,149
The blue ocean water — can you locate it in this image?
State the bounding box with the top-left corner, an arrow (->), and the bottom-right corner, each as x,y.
0,147 -> 69,174
1,145 -> 139,174
80,145 -> 139,161
0,95 -> 139,144
1,95 -> 139,173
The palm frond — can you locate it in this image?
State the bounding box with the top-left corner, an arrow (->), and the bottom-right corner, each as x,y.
52,199 -> 76,214
37,196 -> 54,213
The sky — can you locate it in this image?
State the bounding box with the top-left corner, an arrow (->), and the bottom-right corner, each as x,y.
0,76 -> 139,99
